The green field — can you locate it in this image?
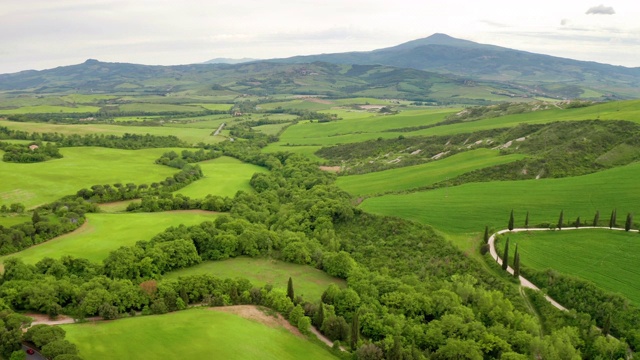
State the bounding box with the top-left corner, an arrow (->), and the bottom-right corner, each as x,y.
118,103 -> 206,113
0,211 -> 218,264
0,105 -> 101,114
360,161 -> 640,237
252,122 -> 292,135
190,103 -> 233,111
0,147 -> 185,208
337,149 -> 526,196
496,229 -> 640,305
63,307 -> 337,360
0,215 -> 31,227
0,120 -> 222,145
174,156 -> 267,198
164,257 -> 345,302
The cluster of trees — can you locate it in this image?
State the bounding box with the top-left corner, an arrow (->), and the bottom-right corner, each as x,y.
126,193 -> 232,213
155,149 -> 222,169
0,142 -> 62,163
0,126 -> 187,149
24,325 -> 80,360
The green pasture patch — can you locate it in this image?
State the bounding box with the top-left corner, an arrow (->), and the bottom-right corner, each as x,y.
360,161 -> 640,238
166,118 -> 228,129
0,105 -> 100,114
60,94 -> 118,103
174,156 -> 267,198
337,149 -> 526,196
0,211 -> 218,264
62,307 -> 338,360
0,147 -> 184,208
0,215 -> 30,227
189,103 -> 233,111
252,122 -> 292,135
164,257 -> 345,302
258,99 -> 335,111
98,199 -> 141,213
0,120 -> 221,145
496,229 -> 640,305
117,103 -> 206,113
262,144 -> 324,162
112,116 -> 163,122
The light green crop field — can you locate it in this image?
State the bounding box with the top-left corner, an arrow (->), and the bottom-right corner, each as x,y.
117,103 -> 206,113
276,108 -> 458,146
0,211 -> 218,264
337,149 -> 527,196
495,229 -> 640,305
98,200 -> 141,213
0,120 -> 221,145
164,257 -> 345,302
0,105 -> 101,114
0,147 -> 184,208
262,144 -> 324,162
62,307 -> 338,360
361,161 -> 640,238
60,94 -> 118,103
258,99 -> 335,111
166,118 -> 228,129
0,215 -> 31,227
252,122 -> 292,135
189,103 -> 233,111
174,156 -> 267,198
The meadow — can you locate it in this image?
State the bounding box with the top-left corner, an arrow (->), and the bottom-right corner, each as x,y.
62,307 -> 337,360
0,147 -> 184,208
164,257 -> 346,302
495,229 -> 640,305
360,161 -> 640,239
0,211 -> 218,264
0,105 -> 101,114
174,156 -> 267,198
336,149 -> 526,196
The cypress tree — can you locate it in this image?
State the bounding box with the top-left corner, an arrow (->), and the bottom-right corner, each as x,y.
514,252 -> 520,278
350,310 -> 360,350
287,277 -> 294,302
609,209 -> 616,228
557,210 -> 564,230
502,237 -> 510,271
31,210 -> 41,224
483,226 -> 489,244
593,210 -> 600,227
524,211 -> 529,229
575,216 -> 580,228
513,244 -> 518,267
625,213 -> 633,232
508,210 -> 514,231
313,302 -> 325,328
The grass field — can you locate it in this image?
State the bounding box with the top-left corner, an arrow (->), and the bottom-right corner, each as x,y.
0,215 -> 31,227
0,147 -> 184,208
360,161 -> 640,238
189,103 -> 233,111
164,257 -> 345,302
174,156 -> 267,198
0,105 -> 101,114
62,307 -> 338,360
0,211 -> 218,264
495,229 -> 640,305
252,122 -> 292,135
118,103 -> 206,113
262,144 -> 324,162
0,120 -> 221,145
336,149 -> 526,196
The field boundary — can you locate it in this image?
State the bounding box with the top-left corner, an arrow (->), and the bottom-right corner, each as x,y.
488,226 -> 639,312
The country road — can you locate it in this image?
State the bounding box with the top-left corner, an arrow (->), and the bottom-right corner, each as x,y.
488,226 -> 638,312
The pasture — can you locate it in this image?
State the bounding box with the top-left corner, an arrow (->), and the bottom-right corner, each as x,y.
336,149 -> 526,196
62,307 -> 338,360
0,105 -> 100,114
164,257 -> 346,302
495,229 -> 640,305
174,156 -> 267,198
0,147 -> 183,208
0,211 -> 218,264
360,161 -> 640,239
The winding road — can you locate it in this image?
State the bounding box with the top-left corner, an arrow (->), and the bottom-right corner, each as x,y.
488,226 -> 639,312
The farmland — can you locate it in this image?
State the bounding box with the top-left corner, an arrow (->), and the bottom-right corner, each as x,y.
0,211 -> 218,264
495,229 -> 640,305
62,307 -> 338,360
164,257 -> 346,302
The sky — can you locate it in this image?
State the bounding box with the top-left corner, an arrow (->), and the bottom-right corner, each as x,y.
1,0 -> 639,74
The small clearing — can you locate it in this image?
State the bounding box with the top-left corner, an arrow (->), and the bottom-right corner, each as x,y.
319,166 -> 341,173
210,305 -> 302,338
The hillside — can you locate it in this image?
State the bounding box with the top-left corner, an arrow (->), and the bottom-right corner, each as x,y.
270,33 -> 640,99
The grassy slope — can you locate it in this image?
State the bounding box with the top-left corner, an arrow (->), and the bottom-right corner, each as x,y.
174,156 -> 267,198
0,147 -> 183,208
62,308 -> 337,360
360,161 -> 640,238
496,229 -> 640,305
336,149 -> 526,196
0,105 -> 101,114
164,258 -> 345,302
0,211 -> 218,264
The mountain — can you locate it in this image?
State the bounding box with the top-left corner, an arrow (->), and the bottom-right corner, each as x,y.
203,58 -> 259,64
269,33 -> 640,99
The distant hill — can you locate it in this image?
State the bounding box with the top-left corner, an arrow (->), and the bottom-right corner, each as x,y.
203,58 -> 259,64
0,59 -> 559,104
269,33 -> 640,99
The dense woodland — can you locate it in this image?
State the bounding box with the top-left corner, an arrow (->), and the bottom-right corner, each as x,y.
0,122 -> 634,360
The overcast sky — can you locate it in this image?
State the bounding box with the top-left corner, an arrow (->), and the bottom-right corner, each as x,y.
1,0 -> 639,74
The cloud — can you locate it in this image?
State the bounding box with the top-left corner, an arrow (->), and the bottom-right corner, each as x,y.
586,5 -> 615,15
560,19 -> 570,26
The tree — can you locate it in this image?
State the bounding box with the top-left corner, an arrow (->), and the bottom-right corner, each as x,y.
40,340 -> 78,360
31,210 -> 41,224
513,244 -> 518,268
575,216 -> 580,228
557,210 -> 564,230
593,210 -> 600,227
524,211 -> 529,229
625,213 -> 633,232
508,210 -> 514,231
502,238 -> 510,271
313,302 -> 325,328
514,252 -> 520,278
609,209 -> 616,228
351,310 -> 360,350
483,226 -> 489,244
287,277 -> 294,302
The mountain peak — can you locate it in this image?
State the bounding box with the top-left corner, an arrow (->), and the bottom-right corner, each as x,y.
379,33 -> 492,52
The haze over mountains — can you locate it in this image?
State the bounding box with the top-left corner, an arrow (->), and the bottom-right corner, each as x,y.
2,34 -> 640,101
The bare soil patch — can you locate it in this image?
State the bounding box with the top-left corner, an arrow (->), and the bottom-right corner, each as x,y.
209,305 -> 303,338
319,166 -> 341,173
